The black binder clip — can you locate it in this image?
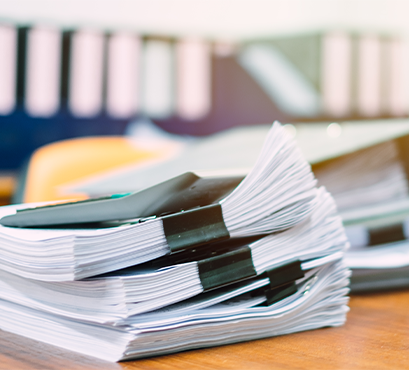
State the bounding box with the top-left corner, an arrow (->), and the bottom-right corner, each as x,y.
368,223 -> 405,246
261,260 -> 305,306
264,282 -> 298,306
163,204 -> 230,253
197,245 -> 256,291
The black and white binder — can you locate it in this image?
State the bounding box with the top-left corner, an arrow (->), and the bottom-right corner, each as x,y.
0,24 -> 17,115
25,26 -> 61,117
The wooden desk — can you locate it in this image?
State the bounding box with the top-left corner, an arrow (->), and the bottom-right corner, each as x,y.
0,290 -> 408,370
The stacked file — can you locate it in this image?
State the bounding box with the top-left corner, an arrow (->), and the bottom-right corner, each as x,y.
60,119 -> 409,294
342,202 -> 409,292
312,130 -> 409,292
0,122 -> 350,361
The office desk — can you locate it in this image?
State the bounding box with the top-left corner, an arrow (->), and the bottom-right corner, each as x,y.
0,290 -> 408,370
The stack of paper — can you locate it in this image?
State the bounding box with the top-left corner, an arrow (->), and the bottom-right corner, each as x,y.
311,129 -> 409,292
341,201 -> 409,292
57,119 -> 409,293
62,119 -> 409,197
0,122 -> 350,361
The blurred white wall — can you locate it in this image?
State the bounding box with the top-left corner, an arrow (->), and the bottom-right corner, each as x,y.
0,0 -> 409,40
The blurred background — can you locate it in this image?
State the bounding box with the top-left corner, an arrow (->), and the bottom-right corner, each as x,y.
1,0 -> 409,202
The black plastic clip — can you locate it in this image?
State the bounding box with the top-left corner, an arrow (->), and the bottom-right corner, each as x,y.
265,260 -> 304,289
369,223 -> 405,246
162,204 -> 230,253
264,282 -> 298,305
197,246 -> 256,291
261,260 -> 304,306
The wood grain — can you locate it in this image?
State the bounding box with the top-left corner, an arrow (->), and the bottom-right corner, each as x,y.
1,290 -> 408,370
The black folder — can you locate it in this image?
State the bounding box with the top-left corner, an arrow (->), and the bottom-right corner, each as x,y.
0,172 -> 243,228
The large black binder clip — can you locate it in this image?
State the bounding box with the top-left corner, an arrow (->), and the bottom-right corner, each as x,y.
163,204 -> 230,253
368,223 -> 405,246
262,261 -> 305,306
196,246 -> 305,304
264,282 -> 298,306
265,260 -> 305,289
197,246 -> 256,291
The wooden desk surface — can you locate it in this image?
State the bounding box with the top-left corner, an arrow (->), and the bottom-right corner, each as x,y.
0,290 -> 408,370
